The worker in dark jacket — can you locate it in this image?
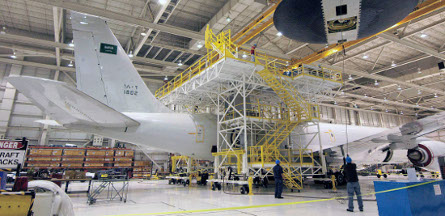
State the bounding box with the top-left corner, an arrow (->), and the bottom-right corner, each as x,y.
273,159 -> 284,199
343,156 -> 363,212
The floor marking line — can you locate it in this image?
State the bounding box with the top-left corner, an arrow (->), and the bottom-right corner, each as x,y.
108,180 -> 440,216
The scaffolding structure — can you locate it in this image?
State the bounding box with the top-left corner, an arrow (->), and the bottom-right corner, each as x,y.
155,26 -> 342,191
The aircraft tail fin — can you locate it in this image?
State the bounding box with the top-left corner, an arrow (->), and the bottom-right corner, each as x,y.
7,76 -> 140,131
71,12 -> 170,113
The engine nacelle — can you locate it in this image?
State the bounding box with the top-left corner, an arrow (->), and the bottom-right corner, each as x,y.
407,141 -> 445,170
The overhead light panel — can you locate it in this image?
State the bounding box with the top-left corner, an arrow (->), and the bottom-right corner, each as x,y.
276,32 -> 283,37
68,61 -> 73,67
141,32 -> 147,36
128,51 -> 134,58
159,0 -> 168,5
80,21 -> 88,25
391,61 -> 397,67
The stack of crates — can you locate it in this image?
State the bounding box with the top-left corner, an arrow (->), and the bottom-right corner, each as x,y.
61,149 -> 85,167
114,150 -> 133,167
27,148 -> 61,167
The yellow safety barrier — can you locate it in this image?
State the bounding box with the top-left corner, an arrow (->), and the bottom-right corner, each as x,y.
0,191 -> 35,216
108,180 -> 442,216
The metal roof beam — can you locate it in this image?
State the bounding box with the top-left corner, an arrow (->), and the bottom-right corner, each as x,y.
378,32 -> 445,60
29,0 -> 205,41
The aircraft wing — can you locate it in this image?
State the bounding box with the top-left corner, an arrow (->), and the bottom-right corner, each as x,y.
321,111 -> 445,165
7,76 -> 140,130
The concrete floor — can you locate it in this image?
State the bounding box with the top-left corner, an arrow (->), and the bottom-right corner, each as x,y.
66,176 -> 385,216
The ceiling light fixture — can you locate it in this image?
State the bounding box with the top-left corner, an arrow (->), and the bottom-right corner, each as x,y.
385,109 -> 388,113
242,53 -> 247,58
141,32 -> 147,36
384,97 -> 387,101
434,93 -> 438,98
128,51 -> 134,58
68,61 -> 73,67
416,103 -> 419,107
362,54 -> 369,59
364,94 -> 368,98
68,40 -> 75,47
334,101 -> 337,105
226,17 -> 231,22
276,32 -> 283,37
0,26 -> 6,34
415,113 -> 418,117
348,75 -> 353,80
80,21 -> 88,25
400,111 -> 404,115
10,51 -> 16,59
420,33 -> 427,38
397,85 -> 402,91
374,80 -> 379,86
197,43 -> 203,49
178,60 -> 183,66
391,61 -> 397,67
418,90 -> 422,95
340,90 -> 344,95
418,68 -> 422,74
159,0 -> 168,5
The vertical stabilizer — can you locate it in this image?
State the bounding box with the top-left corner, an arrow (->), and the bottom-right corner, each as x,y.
71,12 -> 170,113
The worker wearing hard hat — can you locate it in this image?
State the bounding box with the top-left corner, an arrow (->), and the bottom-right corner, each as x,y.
344,156 -> 364,212
273,159 -> 284,199
251,44 -> 257,62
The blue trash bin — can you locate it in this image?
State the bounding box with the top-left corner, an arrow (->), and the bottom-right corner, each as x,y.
374,180 -> 445,216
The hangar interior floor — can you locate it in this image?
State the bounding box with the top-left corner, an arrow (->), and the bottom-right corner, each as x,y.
67,176 -> 386,216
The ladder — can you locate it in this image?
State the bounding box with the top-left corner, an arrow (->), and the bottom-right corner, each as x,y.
256,66 -> 317,190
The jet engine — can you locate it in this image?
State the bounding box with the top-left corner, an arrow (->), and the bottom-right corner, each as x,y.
407,141 -> 445,170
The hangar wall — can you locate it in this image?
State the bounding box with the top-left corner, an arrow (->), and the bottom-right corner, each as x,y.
0,62 -> 415,146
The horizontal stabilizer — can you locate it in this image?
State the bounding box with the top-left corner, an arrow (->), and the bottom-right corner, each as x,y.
7,76 -> 140,130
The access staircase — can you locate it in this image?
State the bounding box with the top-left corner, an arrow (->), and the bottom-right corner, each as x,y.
255,65 -> 318,190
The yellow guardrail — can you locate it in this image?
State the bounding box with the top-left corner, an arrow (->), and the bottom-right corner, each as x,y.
155,25 -> 342,99
248,147 -> 314,167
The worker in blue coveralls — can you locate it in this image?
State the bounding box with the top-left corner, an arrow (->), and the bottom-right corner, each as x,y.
273,159 -> 284,199
344,156 -> 364,212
